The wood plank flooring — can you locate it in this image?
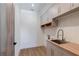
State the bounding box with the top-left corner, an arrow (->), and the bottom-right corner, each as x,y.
19,46 -> 47,56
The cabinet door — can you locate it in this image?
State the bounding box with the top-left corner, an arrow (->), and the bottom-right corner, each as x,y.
41,14 -> 47,25
58,3 -> 71,15
6,3 -> 15,56
71,3 -> 79,9
51,47 -> 54,56
46,10 -> 52,23
51,44 -> 56,56
47,41 -> 52,56
40,16 -> 43,25
49,5 -> 59,18
53,47 -> 64,56
54,46 -> 75,56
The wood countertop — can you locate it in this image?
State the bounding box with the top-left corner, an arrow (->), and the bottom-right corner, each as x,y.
47,40 -> 79,56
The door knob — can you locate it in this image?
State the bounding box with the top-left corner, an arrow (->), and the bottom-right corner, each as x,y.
13,42 -> 17,45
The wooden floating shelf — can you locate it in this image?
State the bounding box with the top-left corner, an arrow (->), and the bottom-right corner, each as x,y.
41,22 -> 52,28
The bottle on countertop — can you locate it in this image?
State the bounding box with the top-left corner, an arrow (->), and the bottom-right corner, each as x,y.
48,35 -> 50,40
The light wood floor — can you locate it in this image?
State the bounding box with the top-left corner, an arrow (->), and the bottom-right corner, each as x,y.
19,46 -> 47,56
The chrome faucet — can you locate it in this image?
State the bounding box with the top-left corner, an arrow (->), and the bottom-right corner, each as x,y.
57,29 -> 64,41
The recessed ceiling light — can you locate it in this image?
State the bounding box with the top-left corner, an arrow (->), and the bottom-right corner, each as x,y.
32,4 -> 34,7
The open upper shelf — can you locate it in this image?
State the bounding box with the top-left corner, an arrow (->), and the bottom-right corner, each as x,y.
41,22 -> 52,28
41,19 -> 58,28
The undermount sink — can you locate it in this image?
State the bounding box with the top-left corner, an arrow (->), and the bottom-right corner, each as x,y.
51,39 -> 67,44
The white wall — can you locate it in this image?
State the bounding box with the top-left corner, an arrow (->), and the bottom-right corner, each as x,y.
20,9 -> 44,49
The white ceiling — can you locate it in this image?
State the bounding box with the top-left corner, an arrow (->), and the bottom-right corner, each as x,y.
17,3 -> 50,12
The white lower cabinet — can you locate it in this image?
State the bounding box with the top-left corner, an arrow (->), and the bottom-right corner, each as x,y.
47,41 -> 75,56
